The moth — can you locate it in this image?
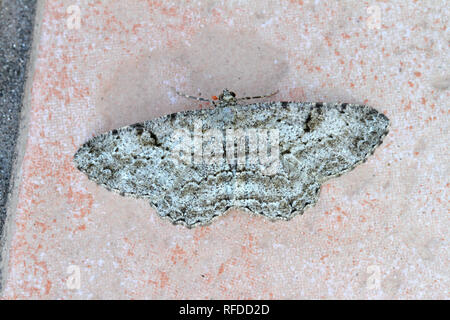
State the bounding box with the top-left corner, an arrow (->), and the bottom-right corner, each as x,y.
74,89 -> 390,228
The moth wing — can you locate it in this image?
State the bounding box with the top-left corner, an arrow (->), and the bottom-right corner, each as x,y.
225,102 -> 389,219
74,110 -> 235,227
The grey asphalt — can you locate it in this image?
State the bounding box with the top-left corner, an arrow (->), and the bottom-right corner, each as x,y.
0,0 -> 37,288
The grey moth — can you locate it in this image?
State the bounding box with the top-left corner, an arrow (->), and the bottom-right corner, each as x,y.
74,89 -> 390,228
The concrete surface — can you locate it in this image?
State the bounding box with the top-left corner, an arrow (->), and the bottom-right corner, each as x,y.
0,0 -> 37,288
1,0 -> 448,299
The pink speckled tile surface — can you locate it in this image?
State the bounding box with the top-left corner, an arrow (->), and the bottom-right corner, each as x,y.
1,0 -> 448,299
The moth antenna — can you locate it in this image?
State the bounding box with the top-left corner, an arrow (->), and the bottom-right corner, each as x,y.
237,90 -> 279,101
171,87 -> 214,103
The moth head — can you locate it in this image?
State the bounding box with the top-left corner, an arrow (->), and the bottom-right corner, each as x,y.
218,89 -> 237,105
